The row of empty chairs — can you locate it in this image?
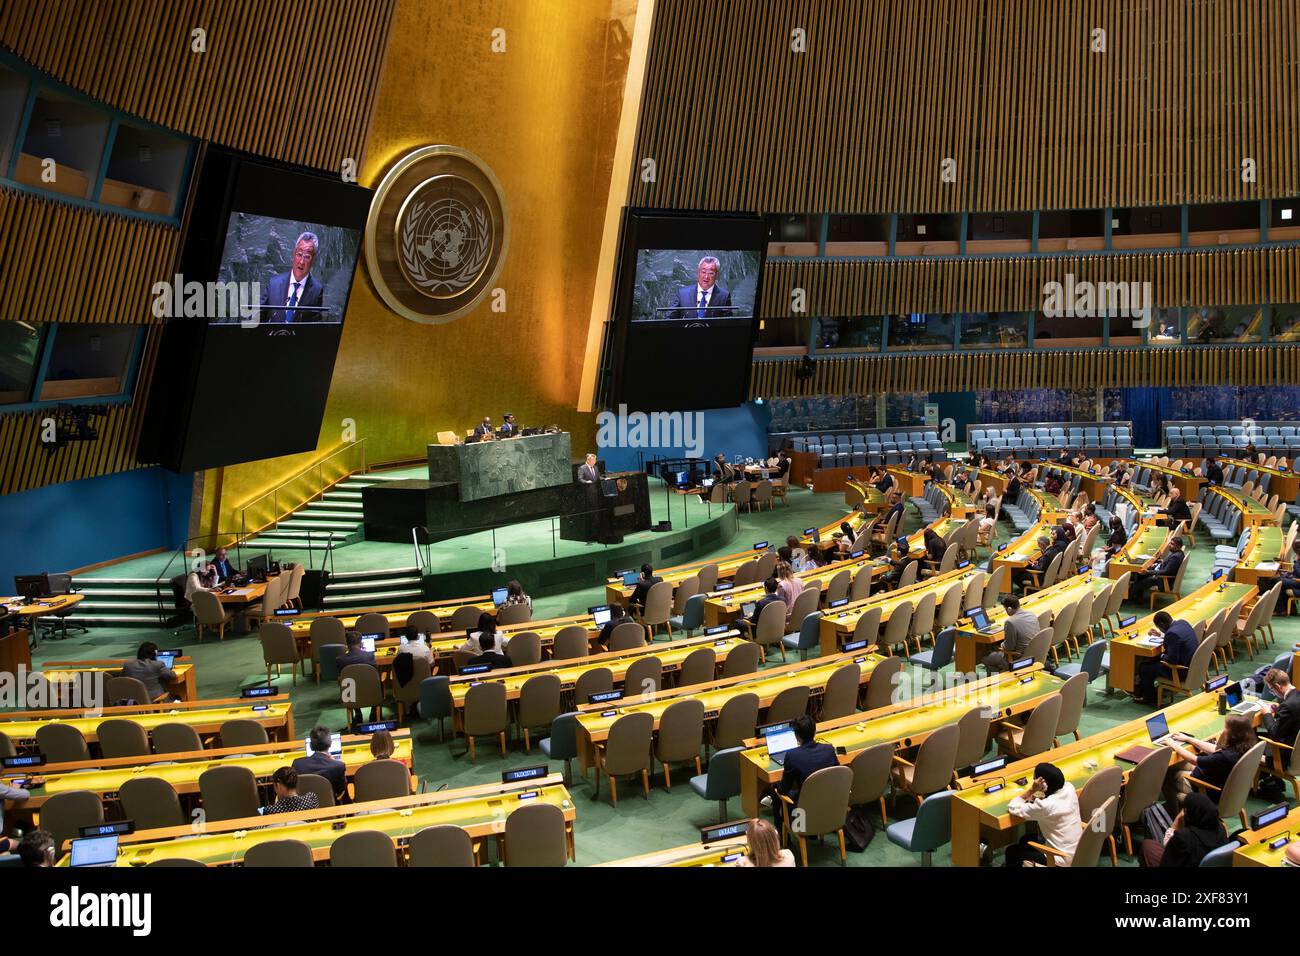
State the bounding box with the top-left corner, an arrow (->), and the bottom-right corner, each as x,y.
790,429 -> 946,469
1167,422 -> 1300,458
969,423 -> 1133,458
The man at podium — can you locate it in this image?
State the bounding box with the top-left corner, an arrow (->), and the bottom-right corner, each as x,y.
670,256 -> 732,320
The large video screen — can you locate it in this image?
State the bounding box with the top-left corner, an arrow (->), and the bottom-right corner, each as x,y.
212,214 -> 360,326
607,211 -> 767,412
139,148 -> 372,472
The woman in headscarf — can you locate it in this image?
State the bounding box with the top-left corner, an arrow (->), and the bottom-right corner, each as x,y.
1004,762 -> 1081,867
1139,792 -> 1228,867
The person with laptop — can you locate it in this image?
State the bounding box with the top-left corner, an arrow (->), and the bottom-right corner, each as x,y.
262,766 -> 320,815
335,630 -> 378,672
1004,762 -> 1082,867
292,726 -> 348,801
1204,457 -> 1224,486
1260,668 -> 1300,747
458,612 -> 508,656
16,829 -> 54,868
467,630 -> 513,670
1160,713 -> 1257,804
400,624 -> 433,662
981,595 -> 1040,673
1013,535 -> 1058,591
211,546 -> 239,583
734,818 -> 795,867
744,577 -> 784,633
120,641 -> 177,702
184,562 -> 218,604
1139,793 -> 1228,867
1128,536 -> 1185,604
597,603 -> 626,647
771,714 -> 839,826
1133,610 -> 1198,704
503,579 -> 532,612
628,564 -> 662,614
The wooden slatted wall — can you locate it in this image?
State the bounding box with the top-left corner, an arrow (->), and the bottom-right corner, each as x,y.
631,0 -> 1300,212
0,0 -> 396,172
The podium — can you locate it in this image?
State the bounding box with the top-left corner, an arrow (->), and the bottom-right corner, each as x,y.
559,471 -> 652,544
0,628 -> 31,677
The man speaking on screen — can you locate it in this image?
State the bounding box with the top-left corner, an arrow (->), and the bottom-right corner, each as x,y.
261,231 -> 326,323
669,255 -> 732,320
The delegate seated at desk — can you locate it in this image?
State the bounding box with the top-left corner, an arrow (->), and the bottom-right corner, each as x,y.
981,595 -> 1039,673
472,417 -> 496,441
212,547 -> 238,583
1133,611 -> 1197,704
1129,537 -> 1185,603
292,725 -> 347,801
770,715 -> 839,825
121,642 -> 177,701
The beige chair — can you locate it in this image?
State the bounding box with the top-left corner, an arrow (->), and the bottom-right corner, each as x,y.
766,684 -> 811,725
1045,600 -> 1078,667
405,609 -> 440,637
1265,734 -> 1300,803
750,480 -> 774,511
0,731 -> 13,758
995,693 -> 1062,759
863,655 -> 904,711
152,722 -> 203,755
503,801 -> 569,866
824,569 -> 852,605
669,577 -> 700,621
962,570 -> 988,612
624,655 -> 663,697
851,604 -> 883,648
953,706 -> 993,775
393,654 -> 432,723
606,620 -> 645,652
848,741 -> 896,826
308,617 -> 346,682
655,698 -> 704,789
119,777 -> 186,830
552,625 -> 590,659
720,641 -> 760,677
245,839 -> 316,868
462,681 -> 509,761
732,560 -> 760,588
1187,739 -> 1267,829
498,602 -> 532,626
891,723 -> 960,807
448,605 -> 482,631
516,673 -> 562,752
732,480 -> 753,511
1023,553 -> 1062,595
96,718 -> 151,758
105,675 -> 154,705
351,611 -> 389,637
696,563 -> 720,593
192,590 -> 233,641
935,580 -> 965,636
983,566 -> 1008,606
259,621 -> 302,687
409,825 -> 476,867
819,663 -> 860,721
1014,627 -> 1053,668
354,759 -> 412,803
850,567 -> 874,601
198,765 -> 260,822
1030,796 -> 1118,867
39,790 -> 103,858
897,560 -> 920,589
330,830 -> 397,867
1106,571 -> 1131,632
640,580 -> 674,640
1054,672 -> 1089,744
295,773 -> 336,809
750,599 -> 788,664
712,691 -> 760,750
219,718 -> 269,749
593,711 -> 653,806
34,724 -> 90,763
879,599 -> 914,657
246,574 -> 287,629
573,667 -> 613,705
910,590 -> 938,652
286,563 -> 305,609
1155,634 -> 1216,706
504,631 -> 542,665
338,663 -> 390,725
1077,766 -> 1124,865
677,646 -> 716,687
779,764 -> 853,866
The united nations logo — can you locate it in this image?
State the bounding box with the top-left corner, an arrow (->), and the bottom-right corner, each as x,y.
365,146 -> 508,324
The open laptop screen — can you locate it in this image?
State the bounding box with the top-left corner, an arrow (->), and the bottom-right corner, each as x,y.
69,834 -> 118,867
1145,712 -> 1170,742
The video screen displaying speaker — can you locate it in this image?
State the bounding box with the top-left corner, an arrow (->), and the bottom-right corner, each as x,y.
605,210 -> 767,412
139,147 -> 372,472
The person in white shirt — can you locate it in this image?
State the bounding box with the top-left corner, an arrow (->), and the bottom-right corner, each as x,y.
456,612 -> 508,656
185,564 -> 218,603
400,625 -> 433,661
1004,762 -> 1081,867
733,818 -> 795,867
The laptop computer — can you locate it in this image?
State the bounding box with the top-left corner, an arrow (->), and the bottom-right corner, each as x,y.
742,602 -> 757,618
764,724 -> 800,766
69,834 -> 119,868
156,652 -> 176,671
1145,712 -> 1182,747
360,635 -> 379,653
590,605 -> 612,627
622,570 -> 640,587
1223,681 -> 1258,715
491,587 -> 509,607
964,606 -> 998,633
306,732 -> 343,757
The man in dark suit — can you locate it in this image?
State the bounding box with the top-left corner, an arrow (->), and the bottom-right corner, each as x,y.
335,631 -> 377,671
577,453 -> 600,484
1261,669 -> 1300,747
211,547 -> 238,583
1134,611 -> 1199,703
1204,458 -> 1224,485
769,714 -> 839,826
629,564 -> 662,613
1165,486 -> 1192,524
498,413 -> 518,438
1129,537 -> 1185,603
292,725 -> 347,801
1012,535 -> 1055,591
473,417 -> 495,440
744,577 -> 784,632
259,232 -> 325,323
669,256 -> 733,320
467,631 -> 513,670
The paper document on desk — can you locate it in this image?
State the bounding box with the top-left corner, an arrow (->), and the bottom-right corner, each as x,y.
226,588 -> 252,597
1255,562 -> 1280,572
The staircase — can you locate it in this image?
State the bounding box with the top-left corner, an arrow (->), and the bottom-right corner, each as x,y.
62,578 -> 175,628
242,473 -> 410,550
322,566 -> 424,610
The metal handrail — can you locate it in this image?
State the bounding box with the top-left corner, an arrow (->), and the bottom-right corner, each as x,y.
234,439 -> 368,544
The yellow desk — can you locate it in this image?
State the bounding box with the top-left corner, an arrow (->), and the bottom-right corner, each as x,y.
738,666 -> 1065,817
1107,520 -> 1168,580
951,693 -> 1230,865
1220,457 -> 1299,505
704,555 -> 884,628
1204,485 -> 1276,529
1233,525 -> 1287,589
287,596 -> 495,637
0,697 -> 294,745
1106,579 -> 1254,694
573,650 -> 884,772
597,837 -> 750,867
1233,805 -> 1300,867
1,732 -> 413,812
817,565 -> 981,656
56,775 -> 576,866
38,657 -> 198,702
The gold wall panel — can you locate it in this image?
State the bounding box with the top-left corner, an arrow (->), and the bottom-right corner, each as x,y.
200,0 -> 640,539
0,0 -> 396,172
630,0 -> 1300,212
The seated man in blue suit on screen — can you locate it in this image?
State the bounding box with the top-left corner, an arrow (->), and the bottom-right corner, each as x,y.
669,255 -> 732,320
260,231 -> 325,323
